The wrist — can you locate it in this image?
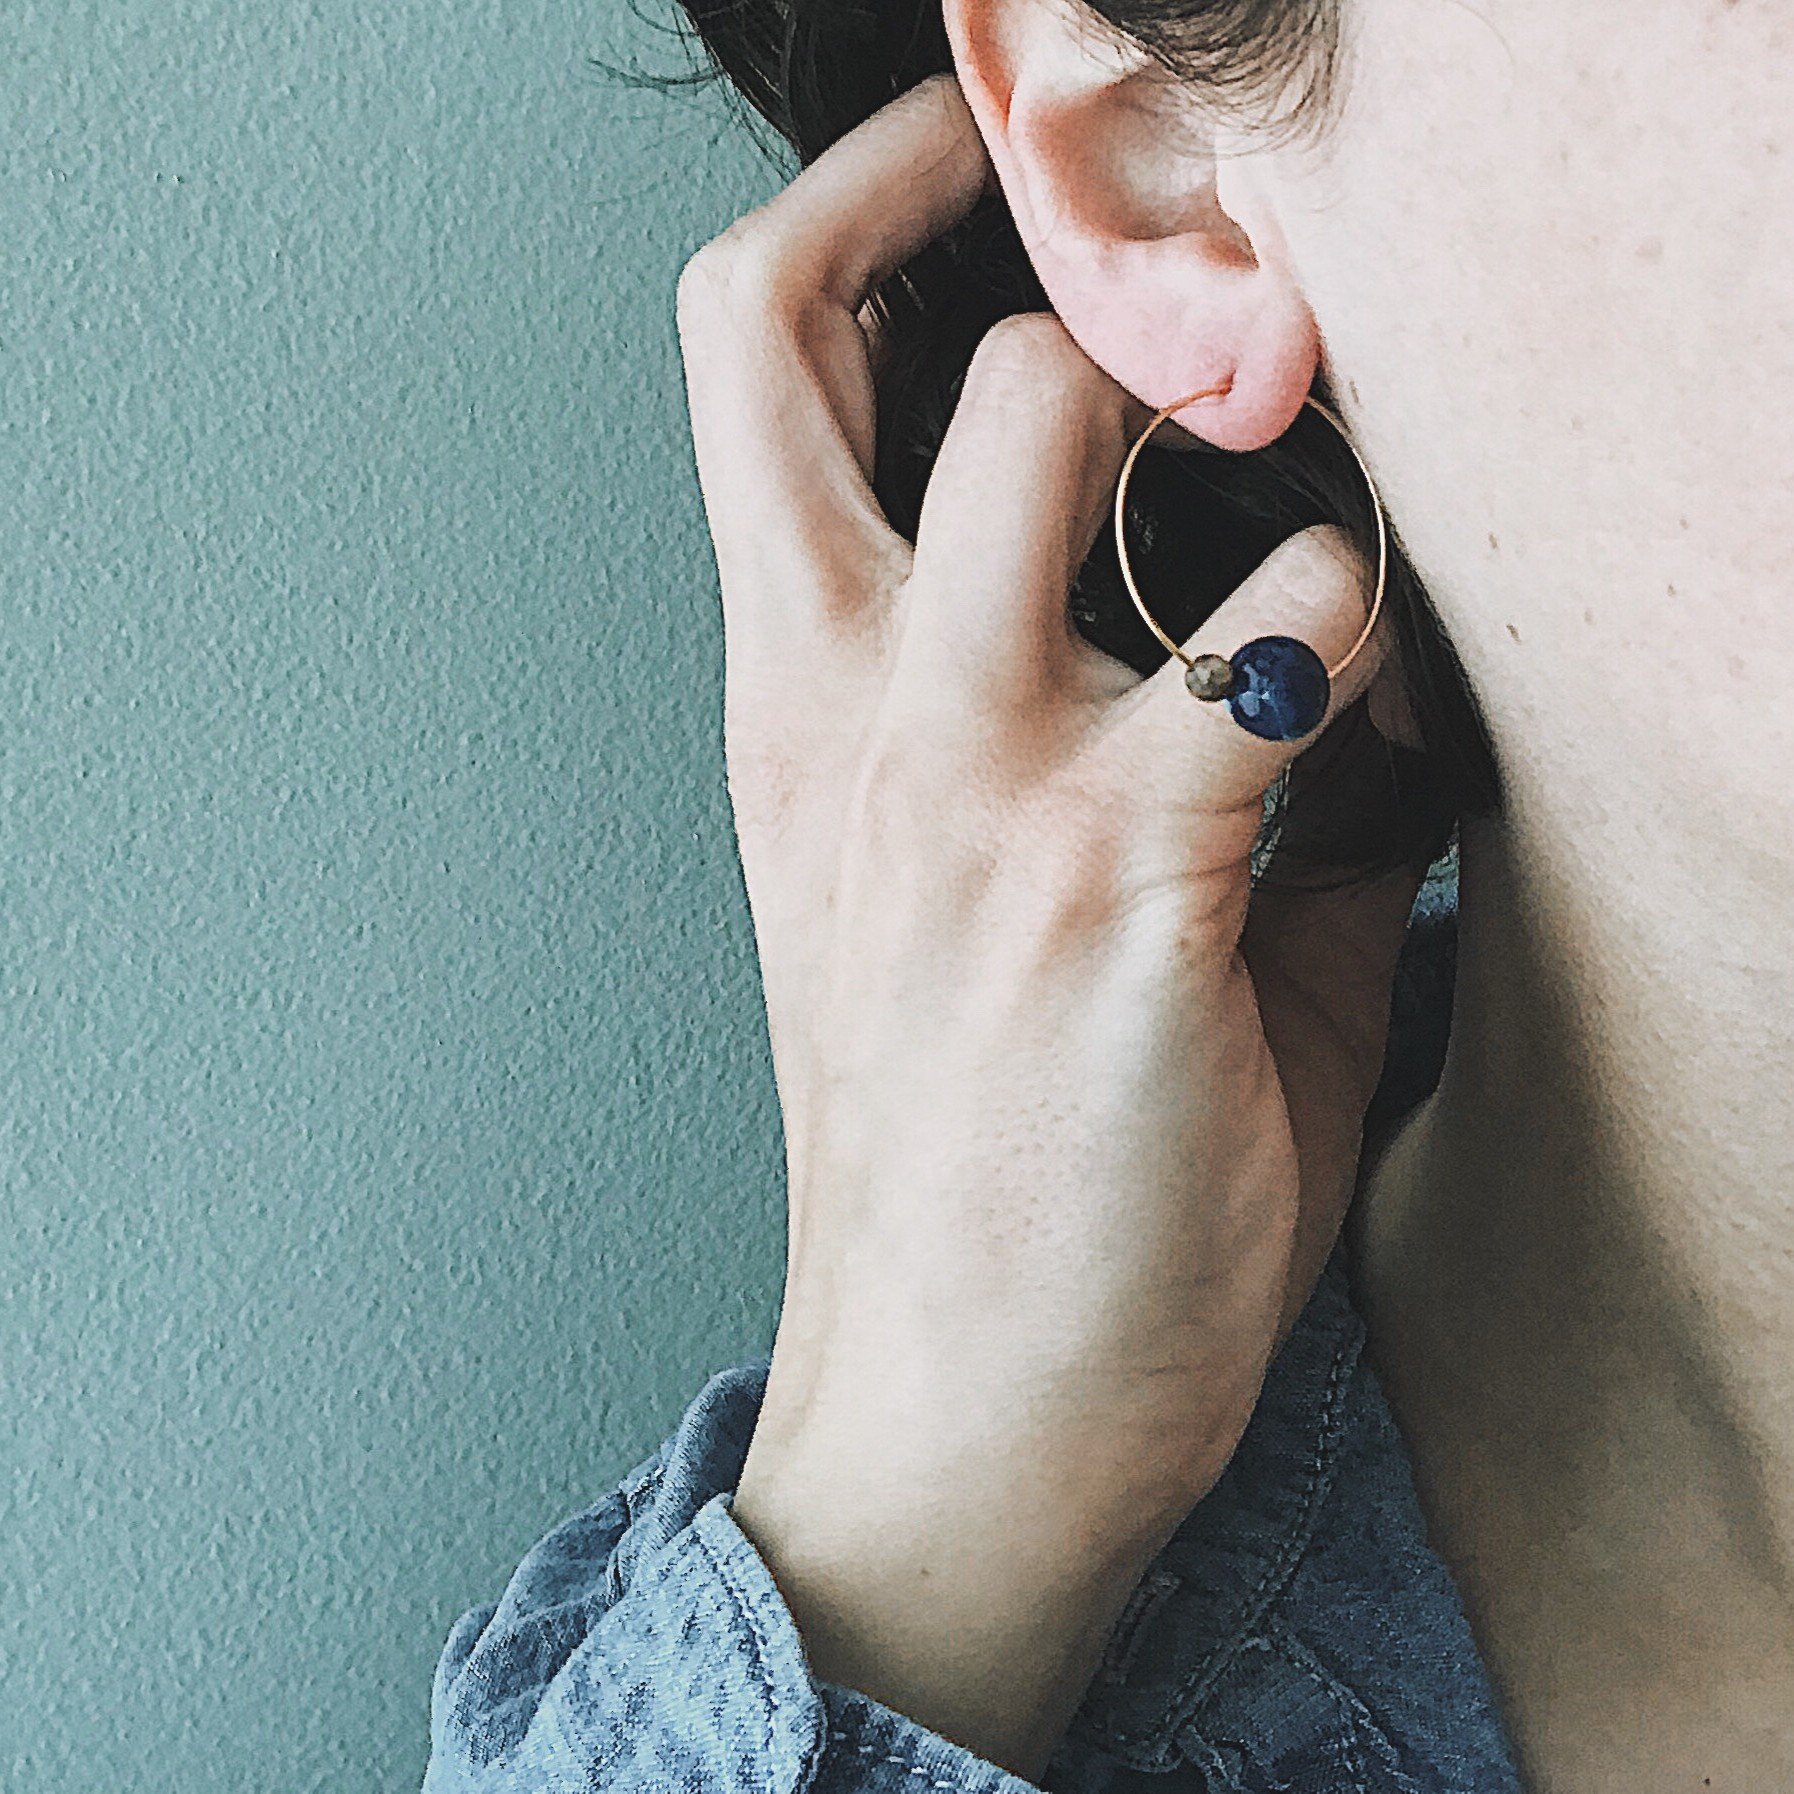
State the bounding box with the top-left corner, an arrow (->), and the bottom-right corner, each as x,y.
746,1339 -> 1244,1550
729,1425 -> 1188,1783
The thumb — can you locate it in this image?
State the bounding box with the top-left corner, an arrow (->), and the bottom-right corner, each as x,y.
1093,523 -> 1387,819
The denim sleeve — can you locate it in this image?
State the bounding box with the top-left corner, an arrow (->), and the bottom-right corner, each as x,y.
420,1358 -> 1045,1794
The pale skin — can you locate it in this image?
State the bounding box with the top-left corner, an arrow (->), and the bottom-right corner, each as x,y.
679,2 -> 1794,1789
680,82 -> 1412,1780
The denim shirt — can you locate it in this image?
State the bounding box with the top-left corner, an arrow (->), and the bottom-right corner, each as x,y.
421,884 -> 1524,1793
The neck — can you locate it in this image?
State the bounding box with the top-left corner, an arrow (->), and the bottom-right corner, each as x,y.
1356,800 -> 1794,1791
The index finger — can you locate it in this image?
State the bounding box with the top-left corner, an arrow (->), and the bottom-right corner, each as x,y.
677,75 -> 994,617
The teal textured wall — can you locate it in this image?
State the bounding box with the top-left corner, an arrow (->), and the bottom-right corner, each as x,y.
1,6 -> 787,1789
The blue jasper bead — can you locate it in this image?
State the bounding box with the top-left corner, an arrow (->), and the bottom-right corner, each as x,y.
1226,636 -> 1331,741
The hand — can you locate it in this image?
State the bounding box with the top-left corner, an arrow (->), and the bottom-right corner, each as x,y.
675,72 -> 1420,1775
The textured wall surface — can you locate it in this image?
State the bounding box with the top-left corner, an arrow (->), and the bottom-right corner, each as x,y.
1,5 -> 788,1789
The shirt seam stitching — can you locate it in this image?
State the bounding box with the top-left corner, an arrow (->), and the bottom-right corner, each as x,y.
691,1516 -> 785,1781
826,1729 -> 990,1791
1071,1308 -> 1362,1766
1266,1624 -> 1423,1794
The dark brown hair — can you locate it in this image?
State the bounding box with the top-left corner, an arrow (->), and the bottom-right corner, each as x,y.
634,0 -> 1500,884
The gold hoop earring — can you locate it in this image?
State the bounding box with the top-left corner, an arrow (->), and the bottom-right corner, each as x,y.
1111,386 -> 1388,741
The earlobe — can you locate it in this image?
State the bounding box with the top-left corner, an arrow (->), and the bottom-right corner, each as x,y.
942,0 -> 1319,451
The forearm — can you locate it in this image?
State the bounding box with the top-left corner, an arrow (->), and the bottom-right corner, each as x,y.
730,1428 -> 1186,1785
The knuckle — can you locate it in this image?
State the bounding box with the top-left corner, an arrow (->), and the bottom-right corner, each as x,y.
725,740 -> 802,837
673,240 -> 729,329
959,312 -> 1114,431
1257,523 -> 1373,644
967,311 -> 1081,386
674,235 -> 745,337
724,709 -> 814,840
1283,522 -> 1362,593
675,218 -> 804,347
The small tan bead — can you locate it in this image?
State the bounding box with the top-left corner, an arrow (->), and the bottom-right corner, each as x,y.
1184,653 -> 1235,702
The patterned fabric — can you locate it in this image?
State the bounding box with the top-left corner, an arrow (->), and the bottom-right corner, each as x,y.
422,877 -> 1523,1793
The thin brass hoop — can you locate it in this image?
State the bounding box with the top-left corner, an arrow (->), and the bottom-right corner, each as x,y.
1111,387 -> 1389,687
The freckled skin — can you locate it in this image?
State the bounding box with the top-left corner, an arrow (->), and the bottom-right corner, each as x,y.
946,1 -> 1794,1787
1261,8 -> 1794,1790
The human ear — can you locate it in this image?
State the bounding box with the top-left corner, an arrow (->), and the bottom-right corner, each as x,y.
942,0 -> 1319,451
